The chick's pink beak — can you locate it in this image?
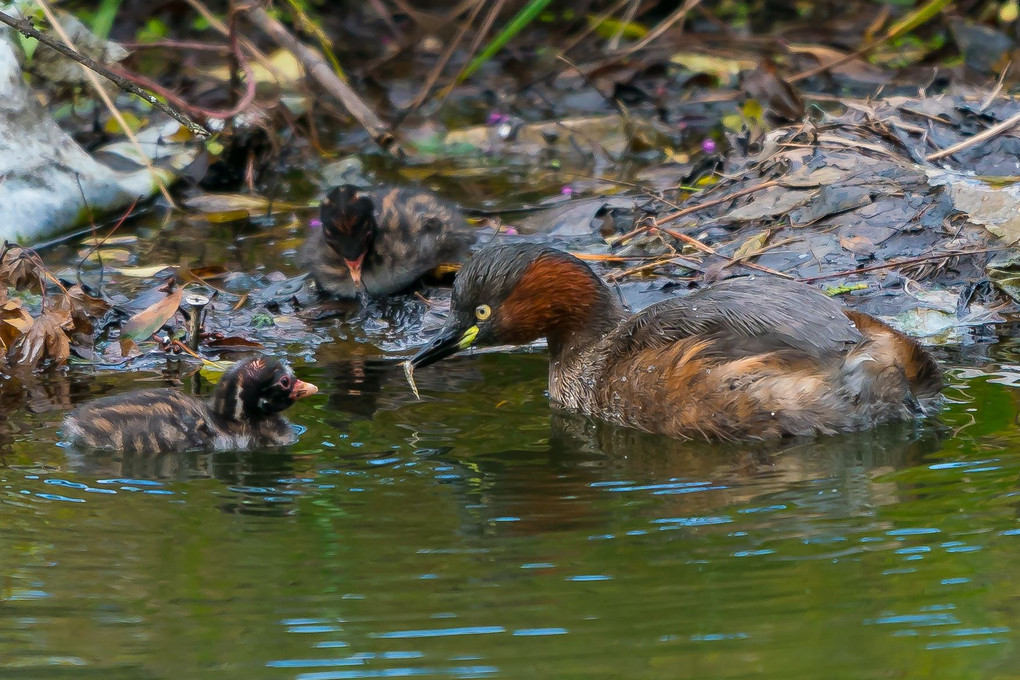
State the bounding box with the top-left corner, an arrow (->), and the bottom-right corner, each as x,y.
290,379 -> 318,400
344,254 -> 366,291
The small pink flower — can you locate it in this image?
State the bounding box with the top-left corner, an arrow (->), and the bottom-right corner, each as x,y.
560,185 -> 573,197
310,218 -> 322,228
701,138 -> 716,154
487,112 -> 509,126
504,226 -> 519,235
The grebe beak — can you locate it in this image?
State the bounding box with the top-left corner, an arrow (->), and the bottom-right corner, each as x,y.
409,324 -> 478,369
290,379 -> 319,400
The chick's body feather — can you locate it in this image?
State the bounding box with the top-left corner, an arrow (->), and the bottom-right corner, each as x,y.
306,186 -> 473,298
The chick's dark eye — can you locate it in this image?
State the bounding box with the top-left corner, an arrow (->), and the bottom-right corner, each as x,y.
279,376 -> 291,390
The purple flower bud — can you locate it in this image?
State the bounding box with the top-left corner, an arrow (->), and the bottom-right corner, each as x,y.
701,138 -> 716,154
504,226 -> 519,236
310,218 -> 322,229
487,111 -> 508,126
560,185 -> 573,197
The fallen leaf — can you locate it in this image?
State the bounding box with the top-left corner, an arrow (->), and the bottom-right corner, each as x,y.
787,44 -> 890,83
0,294 -> 33,352
587,14 -> 647,40
740,59 -> 804,122
670,52 -> 753,84
183,193 -> 305,221
206,336 -> 265,350
79,235 -> 139,247
59,285 -> 112,336
187,265 -> 230,281
926,169 -> 1020,243
119,286 -> 185,354
206,48 -> 302,86
839,235 -> 876,256
0,244 -> 47,292
9,306 -> 72,369
733,231 -> 771,260
727,188 -> 816,221
114,264 -> 176,278
78,248 -> 133,264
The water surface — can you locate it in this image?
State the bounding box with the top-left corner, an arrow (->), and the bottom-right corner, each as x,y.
4,337 -> 1020,678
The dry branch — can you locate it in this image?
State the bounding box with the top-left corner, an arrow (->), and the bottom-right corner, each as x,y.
0,9 -> 209,138
237,1 -> 406,160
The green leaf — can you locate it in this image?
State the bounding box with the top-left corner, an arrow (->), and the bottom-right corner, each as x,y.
459,0 -> 555,82
883,0 -> 953,40
91,0 -> 122,41
137,17 -> 169,43
119,287 -> 184,350
588,15 -> 648,40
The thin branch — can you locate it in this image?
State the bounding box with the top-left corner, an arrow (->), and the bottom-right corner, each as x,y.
32,0 -> 175,207
0,9 -> 209,138
614,0 -> 701,58
607,0 -> 640,50
655,224 -> 794,279
236,1 -> 406,160
925,110 -> 1020,161
614,179 -> 781,243
797,248 -> 1002,283
405,0 -> 485,114
442,0 -> 507,98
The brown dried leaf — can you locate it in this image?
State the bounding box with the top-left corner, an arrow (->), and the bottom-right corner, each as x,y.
732,231 -> 771,261
9,306 -> 72,369
0,244 -> 47,292
54,286 -> 112,336
787,44 -> 890,83
0,294 -> 33,352
183,193 -> 304,222
839,236 -> 876,256
741,59 -> 805,123
206,336 -> 265,349
119,286 -> 185,354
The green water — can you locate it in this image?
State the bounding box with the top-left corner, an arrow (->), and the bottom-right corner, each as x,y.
3,341 -> 1020,679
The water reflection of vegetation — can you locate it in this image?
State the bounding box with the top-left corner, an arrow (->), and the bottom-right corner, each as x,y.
4,345 -> 1020,677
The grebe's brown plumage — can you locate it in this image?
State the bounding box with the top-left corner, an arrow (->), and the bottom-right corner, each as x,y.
410,243 -> 942,441
304,184 -> 473,299
63,357 -> 317,453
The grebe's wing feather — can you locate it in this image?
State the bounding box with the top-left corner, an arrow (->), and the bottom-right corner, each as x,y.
612,276 -> 862,359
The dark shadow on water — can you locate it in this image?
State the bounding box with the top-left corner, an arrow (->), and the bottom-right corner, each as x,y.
427,410 -> 947,537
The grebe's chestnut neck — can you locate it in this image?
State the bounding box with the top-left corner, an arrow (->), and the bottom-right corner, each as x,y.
410,244 -> 625,369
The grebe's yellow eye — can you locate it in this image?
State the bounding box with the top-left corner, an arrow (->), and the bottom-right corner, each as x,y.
475,304 -> 492,321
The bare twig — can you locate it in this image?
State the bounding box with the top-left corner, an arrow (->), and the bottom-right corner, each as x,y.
236,1 -> 406,159
979,61 -> 1010,112
405,0 -> 486,113
442,0 -> 507,97
76,196 -> 141,287
797,248 -> 1002,283
114,57 -> 256,120
32,0 -> 176,207
925,111 -> 1020,162
607,0 -> 640,50
655,224 -> 794,279
614,0 -> 701,57
789,2 -> 949,84
0,9 -> 209,138
183,0 -> 285,84
365,0 -> 401,38
615,179 -> 781,243
606,256 -> 704,282
120,39 -> 231,52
